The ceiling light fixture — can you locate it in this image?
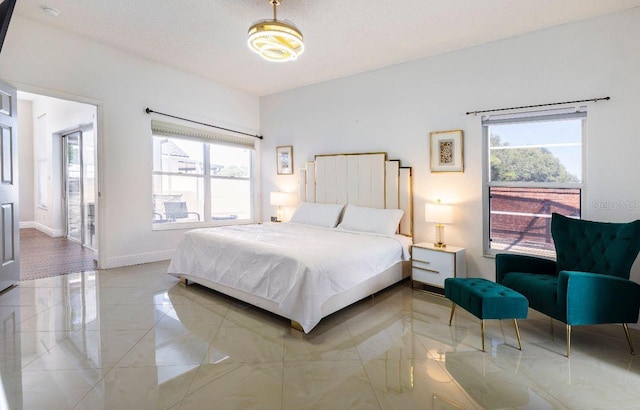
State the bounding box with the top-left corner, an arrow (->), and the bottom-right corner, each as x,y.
247,0 -> 304,63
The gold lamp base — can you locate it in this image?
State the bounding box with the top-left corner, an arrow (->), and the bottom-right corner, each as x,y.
434,224 -> 446,248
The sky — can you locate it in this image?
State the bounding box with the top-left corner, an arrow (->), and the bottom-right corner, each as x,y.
489,118 -> 582,180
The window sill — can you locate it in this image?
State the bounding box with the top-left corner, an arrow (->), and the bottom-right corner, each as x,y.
152,219 -> 255,231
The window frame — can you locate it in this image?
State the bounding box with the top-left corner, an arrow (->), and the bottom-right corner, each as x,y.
482,107 -> 587,257
151,132 -> 256,231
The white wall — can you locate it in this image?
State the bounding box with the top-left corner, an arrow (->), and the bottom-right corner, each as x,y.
17,99 -> 34,223
0,16 -> 260,268
260,8 -> 640,286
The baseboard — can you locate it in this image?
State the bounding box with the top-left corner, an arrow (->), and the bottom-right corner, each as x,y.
102,249 -> 174,269
19,221 -> 36,229
20,221 -> 65,237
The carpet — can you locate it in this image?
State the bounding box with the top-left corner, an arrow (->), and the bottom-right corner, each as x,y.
19,228 -> 97,281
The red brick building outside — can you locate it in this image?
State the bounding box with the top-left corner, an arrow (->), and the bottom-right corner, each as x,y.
489,187 -> 580,255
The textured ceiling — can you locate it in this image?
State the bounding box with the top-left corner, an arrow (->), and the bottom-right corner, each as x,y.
14,0 -> 640,96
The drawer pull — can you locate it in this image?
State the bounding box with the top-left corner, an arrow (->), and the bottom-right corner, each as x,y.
413,266 -> 440,274
412,259 -> 431,264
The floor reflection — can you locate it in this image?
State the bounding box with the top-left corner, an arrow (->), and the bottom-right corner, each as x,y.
1,263 -> 640,409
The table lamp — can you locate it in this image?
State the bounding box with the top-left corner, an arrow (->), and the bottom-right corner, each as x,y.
270,192 -> 297,222
425,200 -> 454,248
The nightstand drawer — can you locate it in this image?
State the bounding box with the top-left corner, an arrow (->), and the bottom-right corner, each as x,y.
412,266 -> 449,287
412,247 -> 454,272
411,243 -> 466,292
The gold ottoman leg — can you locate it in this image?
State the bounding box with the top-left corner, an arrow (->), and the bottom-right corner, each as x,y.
448,303 -> 456,326
513,319 -> 522,350
623,323 -> 635,355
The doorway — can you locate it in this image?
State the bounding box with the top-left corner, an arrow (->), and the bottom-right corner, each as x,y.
17,91 -> 99,280
63,127 -> 95,249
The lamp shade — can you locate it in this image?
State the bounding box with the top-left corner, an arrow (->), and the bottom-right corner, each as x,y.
425,202 -> 453,224
270,192 -> 297,206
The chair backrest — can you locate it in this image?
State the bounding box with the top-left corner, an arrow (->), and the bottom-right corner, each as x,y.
551,213 -> 640,279
164,201 -> 188,219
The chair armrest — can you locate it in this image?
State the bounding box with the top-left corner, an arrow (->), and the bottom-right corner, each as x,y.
495,253 -> 557,284
558,270 -> 640,325
187,212 -> 201,221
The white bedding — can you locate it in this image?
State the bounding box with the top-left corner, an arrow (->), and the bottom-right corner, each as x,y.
167,223 -> 411,332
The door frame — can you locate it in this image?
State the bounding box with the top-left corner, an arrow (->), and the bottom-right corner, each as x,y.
14,83 -> 104,267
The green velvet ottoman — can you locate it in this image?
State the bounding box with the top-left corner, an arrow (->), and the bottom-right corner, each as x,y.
444,277 -> 529,351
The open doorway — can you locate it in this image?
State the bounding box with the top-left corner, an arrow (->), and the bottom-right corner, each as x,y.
17,91 -> 99,280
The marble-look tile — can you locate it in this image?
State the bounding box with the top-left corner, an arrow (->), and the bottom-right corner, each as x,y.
0,331 -> 71,369
18,305 -> 88,332
23,329 -> 148,370
282,360 -> 380,409
86,303 -> 172,331
159,303 -> 226,339
115,326 -> 211,367
204,325 -> 284,364
352,317 -> 435,362
0,286 -> 65,307
181,363 -> 283,409
21,368 -> 105,409
221,303 -> 288,330
4,264 -> 640,409
74,365 -> 198,410
363,358 -> 480,410
283,322 -> 360,361
443,351 -> 566,409
517,354 -> 640,408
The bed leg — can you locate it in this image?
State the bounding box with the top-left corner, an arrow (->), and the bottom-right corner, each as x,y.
291,320 -> 304,332
179,277 -> 189,286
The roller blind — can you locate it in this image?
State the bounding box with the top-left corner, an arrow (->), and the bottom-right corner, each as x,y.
151,120 -> 255,149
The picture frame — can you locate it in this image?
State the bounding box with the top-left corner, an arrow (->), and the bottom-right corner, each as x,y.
276,145 -> 293,175
430,130 -> 464,172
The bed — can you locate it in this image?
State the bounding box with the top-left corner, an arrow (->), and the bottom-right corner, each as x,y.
167,153 -> 413,333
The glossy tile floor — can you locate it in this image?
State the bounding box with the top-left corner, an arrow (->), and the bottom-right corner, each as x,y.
1,261 -> 640,409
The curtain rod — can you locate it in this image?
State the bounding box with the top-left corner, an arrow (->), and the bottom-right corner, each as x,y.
465,96 -> 610,116
145,108 -> 263,140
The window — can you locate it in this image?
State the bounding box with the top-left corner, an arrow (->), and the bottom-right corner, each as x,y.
483,107 -> 585,257
151,120 -> 255,227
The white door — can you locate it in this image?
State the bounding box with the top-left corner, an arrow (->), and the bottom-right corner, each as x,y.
0,79 -> 18,292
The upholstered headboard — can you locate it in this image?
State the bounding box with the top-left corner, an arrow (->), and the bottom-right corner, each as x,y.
298,153 -> 412,237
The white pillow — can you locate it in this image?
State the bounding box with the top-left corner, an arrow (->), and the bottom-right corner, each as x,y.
289,202 -> 345,228
337,204 -> 404,236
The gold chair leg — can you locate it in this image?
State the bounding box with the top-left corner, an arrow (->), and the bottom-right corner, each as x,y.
623,323 -> 636,355
566,324 -> 571,357
513,319 -> 522,350
481,320 -> 486,352
448,303 -> 456,326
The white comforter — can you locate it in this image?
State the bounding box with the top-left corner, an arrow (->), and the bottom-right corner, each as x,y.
167,223 -> 411,332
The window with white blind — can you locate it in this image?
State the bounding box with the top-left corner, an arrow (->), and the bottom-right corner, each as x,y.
151,120 -> 255,227
483,107 -> 586,257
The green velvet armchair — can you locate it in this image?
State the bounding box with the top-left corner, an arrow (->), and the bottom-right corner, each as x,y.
496,213 -> 640,356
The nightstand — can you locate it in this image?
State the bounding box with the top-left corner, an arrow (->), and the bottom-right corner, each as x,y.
411,242 -> 466,294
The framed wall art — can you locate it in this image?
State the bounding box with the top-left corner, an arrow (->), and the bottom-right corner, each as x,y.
276,145 -> 293,175
430,130 -> 464,172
